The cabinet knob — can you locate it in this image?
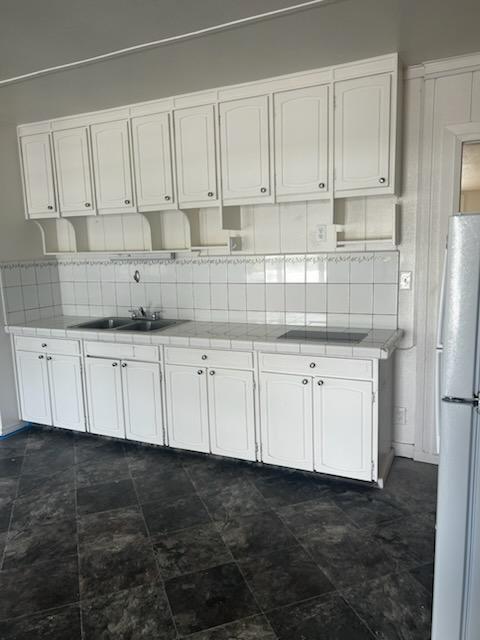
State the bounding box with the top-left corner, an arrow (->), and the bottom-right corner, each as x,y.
164,195 -> 171,201
85,202 -> 91,207
38,355 -> 44,360
209,370 -> 215,376
317,379 -> 324,386
197,369 -> 203,375
201,354 -> 208,360
41,343 -> 47,348
309,362 -> 316,368
318,182 -> 325,189
207,192 -> 214,197
124,199 -> 131,205
302,378 -> 309,385
378,177 -> 386,184
260,187 -> 267,193
47,356 -> 52,361
112,362 -> 118,367
121,362 -> 127,368
47,205 -> 53,210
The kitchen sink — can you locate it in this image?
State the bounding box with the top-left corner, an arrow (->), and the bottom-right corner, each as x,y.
116,319 -> 179,332
70,317 -> 132,330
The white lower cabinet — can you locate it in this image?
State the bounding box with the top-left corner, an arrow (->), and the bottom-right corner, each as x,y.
85,358 -> 125,438
207,368 -> 256,461
260,372 -> 314,471
15,350 -> 85,430
122,360 -> 164,445
260,372 -> 374,480
313,377 -> 373,481
165,365 -> 210,453
85,357 -> 164,444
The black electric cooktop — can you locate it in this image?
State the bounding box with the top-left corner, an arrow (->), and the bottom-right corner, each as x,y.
278,329 -> 368,343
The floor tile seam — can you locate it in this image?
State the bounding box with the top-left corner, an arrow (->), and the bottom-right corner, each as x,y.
337,567 -> 418,600
179,613 -> 279,639
339,592 -> 378,639
1,549 -> 79,574
72,455 -> 86,640
0,599 -> 81,624
126,459 -> 181,640
193,479 -> 272,525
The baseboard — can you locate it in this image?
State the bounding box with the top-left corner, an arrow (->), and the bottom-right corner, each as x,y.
393,441 -> 414,458
414,449 -> 439,465
0,421 -> 31,439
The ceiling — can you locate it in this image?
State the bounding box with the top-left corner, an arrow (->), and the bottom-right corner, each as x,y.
1,0 -> 480,83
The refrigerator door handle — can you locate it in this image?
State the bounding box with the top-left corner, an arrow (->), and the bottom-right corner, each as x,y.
442,395 -> 479,407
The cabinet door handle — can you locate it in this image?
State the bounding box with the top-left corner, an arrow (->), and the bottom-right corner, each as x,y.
317,379 -> 324,386
85,202 -> 91,207
164,195 -> 171,201
47,356 -> 52,361
38,355 -> 44,359
302,378 -> 309,385
209,370 -> 215,376
41,343 -> 47,348
124,199 -> 131,205
121,363 -> 127,368
318,182 -> 325,189
260,187 -> 267,193
112,362 -> 118,367
207,192 -> 214,197
201,354 -> 208,360
309,362 -> 316,368
197,369 -> 204,375
379,177 -> 386,184
47,205 -> 53,210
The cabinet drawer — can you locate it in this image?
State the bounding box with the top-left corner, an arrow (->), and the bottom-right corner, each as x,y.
259,353 -> 372,380
84,341 -> 159,362
165,346 -> 253,370
15,336 -> 80,356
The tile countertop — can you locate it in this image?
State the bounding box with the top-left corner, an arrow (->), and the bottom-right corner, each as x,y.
5,316 -> 403,359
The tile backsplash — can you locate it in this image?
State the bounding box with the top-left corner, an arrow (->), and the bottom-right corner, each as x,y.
0,252 -> 399,329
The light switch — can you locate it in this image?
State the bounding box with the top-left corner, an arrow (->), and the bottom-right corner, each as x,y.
399,271 -> 412,290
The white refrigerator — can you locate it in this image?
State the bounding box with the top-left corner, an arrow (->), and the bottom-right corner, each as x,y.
432,213 -> 480,640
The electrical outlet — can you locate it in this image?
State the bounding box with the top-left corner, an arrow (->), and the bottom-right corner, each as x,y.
394,406 -> 407,425
399,271 -> 412,290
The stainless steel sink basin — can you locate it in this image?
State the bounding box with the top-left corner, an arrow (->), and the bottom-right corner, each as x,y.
70,318 -> 132,330
116,319 -> 178,332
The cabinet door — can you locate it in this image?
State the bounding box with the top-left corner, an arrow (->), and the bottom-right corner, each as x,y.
207,368 -> 256,462
85,358 -> 125,437
165,365 -> 209,453
219,95 -> 271,202
174,105 -> 218,207
19,133 -> 57,217
274,85 -> 329,200
15,351 -> 51,425
131,112 -> 175,211
53,127 -> 95,216
122,361 -> 164,445
334,73 -> 391,193
259,372 -> 313,471
314,378 -> 373,481
90,119 -> 135,213
47,354 -> 85,431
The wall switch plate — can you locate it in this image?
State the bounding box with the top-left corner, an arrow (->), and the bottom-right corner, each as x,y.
399,271 -> 412,290
394,406 -> 407,425
229,236 -> 242,252
316,224 -> 327,242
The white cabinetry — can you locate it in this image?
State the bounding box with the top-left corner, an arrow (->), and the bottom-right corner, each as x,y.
165,364 -> 210,453
260,372 -> 314,471
52,127 -> 95,216
19,133 -> 57,218
174,105 -> 218,208
313,378 -> 372,481
219,95 -> 271,203
208,368 -> 256,461
15,345 -> 85,431
334,73 -> 393,195
85,356 -> 163,444
90,119 -> 136,213
131,112 -> 176,211
274,85 -> 329,200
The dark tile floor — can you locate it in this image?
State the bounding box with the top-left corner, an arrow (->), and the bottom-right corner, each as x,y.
0,426 -> 437,639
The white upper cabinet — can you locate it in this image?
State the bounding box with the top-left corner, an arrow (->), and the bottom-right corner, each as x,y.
53,127 -> 95,216
90,119 -> 136,214
19,133 -> 57,218
207,368 -> 256,461
219,95 -> 271,203
260,372 -> 314,471
334,73 -> 393,195
131,112 -> 176,211
174,105 -> 218,208
314,377 -> 372,481
274,85 -> 329,200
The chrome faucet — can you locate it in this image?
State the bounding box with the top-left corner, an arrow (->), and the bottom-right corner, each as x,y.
128,306 -> 162,320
